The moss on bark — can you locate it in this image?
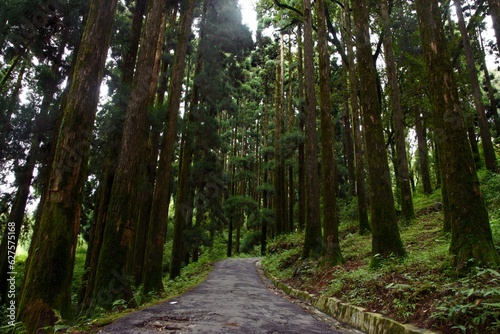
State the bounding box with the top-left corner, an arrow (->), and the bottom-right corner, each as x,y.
415,0 -> 499,272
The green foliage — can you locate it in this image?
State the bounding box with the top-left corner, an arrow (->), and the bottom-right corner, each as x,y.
338,198 -> 359,223
477,169 -> 500,249
263,232 -> 304,280
71,239 -> 87,305
0,320 -> 27,334
262,202 -> 500,332
240,230 -> 261,255
412,188 -> 442,211
162,236 -> 225,296
431,268 -> 500,333
223,195 -> 258,218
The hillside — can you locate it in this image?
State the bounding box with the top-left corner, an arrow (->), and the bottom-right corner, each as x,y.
262,171 -> 500,334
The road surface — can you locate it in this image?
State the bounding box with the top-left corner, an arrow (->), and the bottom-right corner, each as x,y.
99,257 -> 361,333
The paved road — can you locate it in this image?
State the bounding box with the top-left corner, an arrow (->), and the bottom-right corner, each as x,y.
99,258 -> 361,333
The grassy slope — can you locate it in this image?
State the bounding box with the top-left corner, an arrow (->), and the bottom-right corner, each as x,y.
262,171 -> 500,334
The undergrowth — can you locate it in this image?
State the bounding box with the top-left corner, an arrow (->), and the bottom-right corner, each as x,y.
262,170 -> 500,334
0,235 -> 228,333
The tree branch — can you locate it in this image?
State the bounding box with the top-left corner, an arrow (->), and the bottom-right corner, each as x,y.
272,0 -> 303,17
325,6 -> 348,65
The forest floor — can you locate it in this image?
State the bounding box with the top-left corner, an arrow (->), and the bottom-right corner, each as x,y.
262,185 -> 500,334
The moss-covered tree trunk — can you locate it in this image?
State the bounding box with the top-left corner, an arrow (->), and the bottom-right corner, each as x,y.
415,0 -> 499,271
287,38 -> 296,233
142,0 -> 196,293
352,0 -> 405,260
454,0 -> 498,173
274,41 -> 287,235
170,133 -> 193,279
261,96 -> 271,255
380,0 -> 415,223
91,0 -> 166,310
78,0 -> 147,311
296,24 -> 306,232
302,0 -> 323,259
342,69 -> 356,197
316,0 -> 343,265
170,0 -> 205,279
130,9 -> 167,285
344,0 -> 370,234
17,0 -> 118,330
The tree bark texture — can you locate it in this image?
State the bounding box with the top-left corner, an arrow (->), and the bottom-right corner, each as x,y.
18,0 -> 118,330
454,0 -> 498,172
352,0 -> 405,260
274,43 -> 287,235
296,24 -> 306,232
91,0 -> 166,310
380,0 -> 415,223
302,0 -> 323,259
344,0 -> 370,234
316,0 -> 343,265
415,0 -> 499,270
79,0 -> 146,309
142,0 -> 196,292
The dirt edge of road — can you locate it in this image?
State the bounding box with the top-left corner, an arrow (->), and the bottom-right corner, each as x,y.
258,261 -> 438,334
254,260 -> 364,334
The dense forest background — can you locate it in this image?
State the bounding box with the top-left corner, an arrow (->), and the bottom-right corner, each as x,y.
0,0 -> 499,332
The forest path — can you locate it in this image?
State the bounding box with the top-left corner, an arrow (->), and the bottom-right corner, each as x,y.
98,257 -> 361,333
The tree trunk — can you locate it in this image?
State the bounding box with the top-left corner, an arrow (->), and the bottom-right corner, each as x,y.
296,24 -> 306,232
18,0 -> 118,330
454,0 -> 498,172
380,0 -> 415,223
91,0 -> 165,310
342,68 -> 356,197
79,0 -> 146,310
261,95 -> 270,255
467,124 -> 482,167
274,40 -> 287,235
478,30 -> 500,138
170,0 -> 202,278
228,123 -> 238,256
302,0 -> 323,259
415,0 -> 499,271
142,0 -> 196,293
121,0 -> 147,86
414,107 -> 432,194
287,37 -> 296,232
344,0 -> 370,234
352,0 -> 405,261
488,0 -> 500,52
170,131 -> 193,279
0,64 -> 26,161
130,9 -> 167,286
0,36 -> 64,302
317,0 -> 343,265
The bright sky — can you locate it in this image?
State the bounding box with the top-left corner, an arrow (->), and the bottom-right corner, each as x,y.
238,0 -> 258,37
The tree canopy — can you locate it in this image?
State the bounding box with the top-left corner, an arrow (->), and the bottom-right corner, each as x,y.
1,0 -> 499,331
